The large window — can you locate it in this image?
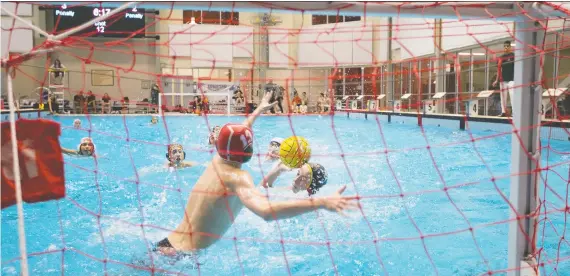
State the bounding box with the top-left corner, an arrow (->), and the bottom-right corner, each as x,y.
420,58 -> 434,100
410,60 -> 421,111
558,30 -> 570,86
363,67 -> 377,98
557,30 -> 570,116
330,68 -> 343,98
183,10 -> 239,25
401,62 -> 411,111
344,67 -> 362,97
543,33 -> 556,88
392,63 -> 402,102
471,47 -> 487,92
380,65 -> 388,109
312,14 -> 361,25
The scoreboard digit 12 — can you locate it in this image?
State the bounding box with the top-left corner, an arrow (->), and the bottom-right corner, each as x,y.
53,6 -> 146,38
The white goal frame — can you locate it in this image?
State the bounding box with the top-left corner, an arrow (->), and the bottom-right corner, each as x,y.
1,2 -> 566,276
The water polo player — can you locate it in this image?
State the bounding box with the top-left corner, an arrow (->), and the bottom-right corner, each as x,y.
155,91 -> 356,256
61,137 -> 96,157
265,137 -> 284,162
73,119 -> 81,129
261,160 -> 328,196
166,143 -> 196,169
208,126 -> 221,146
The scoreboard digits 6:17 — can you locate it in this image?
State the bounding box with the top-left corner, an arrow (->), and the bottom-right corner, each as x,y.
53,6 -> 145,38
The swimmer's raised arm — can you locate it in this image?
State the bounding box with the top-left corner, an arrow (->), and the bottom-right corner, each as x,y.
260,161 -> 290,188
241,91 -> 277,128
238,174 -> 357,221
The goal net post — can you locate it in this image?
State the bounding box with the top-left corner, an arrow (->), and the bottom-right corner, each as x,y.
157,77 -> 239,115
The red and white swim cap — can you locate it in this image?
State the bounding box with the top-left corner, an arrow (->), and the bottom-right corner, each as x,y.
216,123 -> 254,163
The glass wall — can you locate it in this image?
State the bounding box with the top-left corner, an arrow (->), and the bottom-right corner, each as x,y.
443,54 -> 457,114
330,68 -> 343,99
392,63 -> 401,105
310,69 -> 328,104
345,67 -> 362,108
273,29 -> 568,115
409,60 -> 420,111
471,47 -> 487,92
557,30 -> 570,86
420,58 -> 433,101
378,29 -> 569,116
380,65 -> 388,109
293,69 -> 311,106
363,67 -> 376,97
556,30 -> 570,117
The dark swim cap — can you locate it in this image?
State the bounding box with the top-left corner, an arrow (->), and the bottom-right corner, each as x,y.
306,163 -> 328,196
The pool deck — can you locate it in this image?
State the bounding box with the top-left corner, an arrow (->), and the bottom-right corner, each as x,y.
337,109 -> 569,141
2,109 -> 568,141
339,109 -> 570,128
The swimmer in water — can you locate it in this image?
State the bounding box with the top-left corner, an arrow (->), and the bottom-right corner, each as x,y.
261,160 -> 328,195
166,143 -> 197,169
151,116 -> 158,124
61,137 -> 96,157
154,91 -> 356,257
262,137 -> 329,194
73,119 -> 81,129
265,137 -> 283,162
208,126 -> 221,146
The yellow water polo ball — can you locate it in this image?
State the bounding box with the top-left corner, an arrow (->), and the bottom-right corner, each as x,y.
279,136 -> 311,168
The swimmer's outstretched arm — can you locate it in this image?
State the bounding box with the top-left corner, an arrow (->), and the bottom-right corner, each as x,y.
238,174 -> 358,221
61,147 -> 79,155
242,91 -> 278,128
180,161 -> 199,168
165,161 -> 198,168
260,161 -> 290,188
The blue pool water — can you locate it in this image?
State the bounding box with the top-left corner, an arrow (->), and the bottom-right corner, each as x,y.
2,115 -> 569,275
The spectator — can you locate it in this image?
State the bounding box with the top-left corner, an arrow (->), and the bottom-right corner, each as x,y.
41,89 -> 49,104
122,97 -> 130,114
73,91 -> 85,114
190,96 -> 201,114
47,92 -> 58,114
317,92 -> 329,113
492,40 -> 515,117
50,59 -> 66,85
201,96 -> 209,114
151,84 -> 159,110
86,90 -> 97,113
300,91 -> 309,113
265,79 -> 283,113
292,91 -> 302,113
101,93 -> 111,114
233,89 -> 245,106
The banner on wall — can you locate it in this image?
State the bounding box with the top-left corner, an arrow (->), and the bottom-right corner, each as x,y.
197,82 -> 239,95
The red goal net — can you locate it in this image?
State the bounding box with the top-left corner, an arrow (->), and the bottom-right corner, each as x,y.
1,2 -> 569,275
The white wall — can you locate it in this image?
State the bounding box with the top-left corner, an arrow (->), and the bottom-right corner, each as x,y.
296,21 -> 374,67
372,17 -> 389,63
441,19 -> 514,51
56,41 -> 157,101
167,24 -> 253,68
1,2 -> 46,99
546,17 -> 570,32
392,17 -> 436,60
269,29 -> 290,68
